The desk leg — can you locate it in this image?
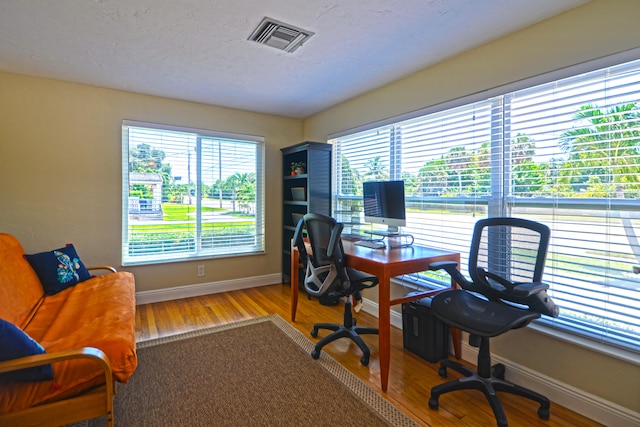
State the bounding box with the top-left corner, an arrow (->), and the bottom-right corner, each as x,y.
290,246 -> 299,322
378,272 -> 391,393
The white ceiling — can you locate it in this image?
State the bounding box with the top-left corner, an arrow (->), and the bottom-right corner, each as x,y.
0,0 -> 589,118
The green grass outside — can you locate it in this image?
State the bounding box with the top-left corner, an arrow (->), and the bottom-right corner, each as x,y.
130,203 -> 254,239
162,203 -> 222,221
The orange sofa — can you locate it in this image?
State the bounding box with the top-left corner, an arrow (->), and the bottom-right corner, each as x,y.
0,233 -> 137,427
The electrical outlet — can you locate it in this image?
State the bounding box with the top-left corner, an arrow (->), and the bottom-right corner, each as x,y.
197,265 -> 205,277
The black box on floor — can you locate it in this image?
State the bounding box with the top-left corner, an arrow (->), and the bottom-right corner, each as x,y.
402,297 -> 449,363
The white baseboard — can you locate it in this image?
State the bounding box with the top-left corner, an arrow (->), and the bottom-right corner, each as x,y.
360,298 -> 640,427
135,273 -> 281,305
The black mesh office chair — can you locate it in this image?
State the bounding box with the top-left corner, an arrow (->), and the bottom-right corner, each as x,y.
427,217 -> 560,427
292,213 -> 379,366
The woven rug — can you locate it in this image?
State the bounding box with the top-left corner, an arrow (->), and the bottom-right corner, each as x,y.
86,314 -> 419,426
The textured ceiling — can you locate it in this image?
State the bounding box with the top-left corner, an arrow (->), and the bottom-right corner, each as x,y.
0,0 -> 589,118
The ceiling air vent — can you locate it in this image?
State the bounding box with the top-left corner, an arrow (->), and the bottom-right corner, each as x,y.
248,17 -> 314,53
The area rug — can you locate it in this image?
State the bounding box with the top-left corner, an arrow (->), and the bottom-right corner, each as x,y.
87,314 -> 419,426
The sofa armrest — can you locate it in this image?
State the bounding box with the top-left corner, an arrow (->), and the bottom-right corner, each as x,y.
87,266 -> 118,274
0,348 -> 115,427
0,347 -> 113,383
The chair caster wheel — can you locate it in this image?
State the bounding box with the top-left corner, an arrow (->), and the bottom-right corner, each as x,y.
311,349 -> 320,359
428,397 -> 439,410
310,329 -> 318,338
438,366 -> 447,378
538,406 -> 550,420
360,355 -> 369,366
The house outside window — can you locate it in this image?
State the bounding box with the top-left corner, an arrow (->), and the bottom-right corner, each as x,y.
121,121 -> 265,265
330,56 -> 640,353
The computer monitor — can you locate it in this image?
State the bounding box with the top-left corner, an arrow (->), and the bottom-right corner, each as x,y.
362,180 -> 406,234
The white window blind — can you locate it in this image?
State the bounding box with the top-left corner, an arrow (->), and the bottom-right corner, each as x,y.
331,57 -> 640,353
122,121 -> 265,265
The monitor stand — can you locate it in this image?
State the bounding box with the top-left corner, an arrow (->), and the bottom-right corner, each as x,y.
363,228 -> 414,248
386,225 -> 400,235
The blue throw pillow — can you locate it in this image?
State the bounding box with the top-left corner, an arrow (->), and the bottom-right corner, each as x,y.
0,319 -> 54,382
24,244 -> 92,295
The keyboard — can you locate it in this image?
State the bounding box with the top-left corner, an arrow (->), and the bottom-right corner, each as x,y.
354,240 -> 386,249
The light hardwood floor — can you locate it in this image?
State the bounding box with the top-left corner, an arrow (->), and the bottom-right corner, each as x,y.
134,283 -> 602,427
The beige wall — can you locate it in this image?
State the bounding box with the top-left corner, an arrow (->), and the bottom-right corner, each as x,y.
303,0 -> 640,414
0,72 -> 303,292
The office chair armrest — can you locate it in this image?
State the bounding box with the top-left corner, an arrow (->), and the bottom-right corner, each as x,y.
479,267 -> 548,298
429,260 -> 458,273
512,281 -> 550,297
429,261 -> 471,288
479,269 -> 516,292
429,261 -> 458,269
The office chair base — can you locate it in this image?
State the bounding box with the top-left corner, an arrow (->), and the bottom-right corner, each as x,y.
429,359 -> 550,427
437,359 -> 505,380
310,322 -> 378,366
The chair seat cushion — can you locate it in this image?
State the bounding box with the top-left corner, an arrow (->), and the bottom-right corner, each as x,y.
345,267 -> 378,291
431,289 -> 540,337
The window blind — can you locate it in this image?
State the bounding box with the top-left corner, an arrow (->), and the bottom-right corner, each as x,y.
122,121 -> 265,265
331,57 -> 640,353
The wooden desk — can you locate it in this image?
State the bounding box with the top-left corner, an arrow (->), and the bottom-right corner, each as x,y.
290,240 -> 461,393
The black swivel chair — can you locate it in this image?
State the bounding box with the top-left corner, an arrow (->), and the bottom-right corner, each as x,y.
427,217 -> 560,427
292,213 -> 379,366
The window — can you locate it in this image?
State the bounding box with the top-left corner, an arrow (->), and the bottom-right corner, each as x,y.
122,121 -> 264,265
331,56 -> 640,353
